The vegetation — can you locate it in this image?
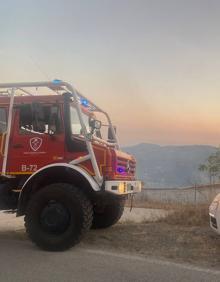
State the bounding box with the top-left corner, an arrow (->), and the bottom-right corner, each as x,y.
160,204 -> 209,226
199,148 -> 220,184
125,143 -> 216,188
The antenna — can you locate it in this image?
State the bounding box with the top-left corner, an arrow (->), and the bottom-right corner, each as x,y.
27,55 -> 51,81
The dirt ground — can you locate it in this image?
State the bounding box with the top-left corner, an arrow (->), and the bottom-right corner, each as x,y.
1,206 -> 220,269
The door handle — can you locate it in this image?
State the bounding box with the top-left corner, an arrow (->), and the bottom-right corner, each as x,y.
13,144 -> 24,149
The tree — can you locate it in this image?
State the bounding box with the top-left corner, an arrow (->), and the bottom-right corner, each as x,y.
199,149 -> 220,184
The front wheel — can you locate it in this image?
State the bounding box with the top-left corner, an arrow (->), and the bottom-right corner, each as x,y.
24,183 -> 93,251
92,195 -> 125,229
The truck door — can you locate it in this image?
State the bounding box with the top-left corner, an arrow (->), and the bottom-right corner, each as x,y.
7,102 -> 65,175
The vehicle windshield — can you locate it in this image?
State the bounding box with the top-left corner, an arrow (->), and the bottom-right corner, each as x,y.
70,104 -> 110,141
70,105 -> 90,135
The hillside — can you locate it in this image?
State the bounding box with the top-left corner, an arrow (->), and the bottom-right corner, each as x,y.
123,143 -> 217,188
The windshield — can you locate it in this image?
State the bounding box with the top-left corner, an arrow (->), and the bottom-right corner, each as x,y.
70,104 -> 115,144
70,105 -> 90,135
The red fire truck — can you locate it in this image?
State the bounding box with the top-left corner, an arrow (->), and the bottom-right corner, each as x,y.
0,80 -> 141,251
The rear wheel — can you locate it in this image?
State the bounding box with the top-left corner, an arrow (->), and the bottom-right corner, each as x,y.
24,183 -> 93,251
92,195 -> 125,229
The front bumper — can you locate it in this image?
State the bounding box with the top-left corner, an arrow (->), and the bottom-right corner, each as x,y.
105,180 -> 142,195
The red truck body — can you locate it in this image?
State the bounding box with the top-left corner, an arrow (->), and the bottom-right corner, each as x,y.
0,80 -> 141,251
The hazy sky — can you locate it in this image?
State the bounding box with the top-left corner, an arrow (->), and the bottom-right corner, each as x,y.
1,0 -> 220,146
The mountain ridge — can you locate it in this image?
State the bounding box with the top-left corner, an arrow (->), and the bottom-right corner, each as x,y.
123,143 -> 217,188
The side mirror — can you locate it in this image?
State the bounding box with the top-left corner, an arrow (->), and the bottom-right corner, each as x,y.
89,117 -> 102,134
108,126 -> 116,142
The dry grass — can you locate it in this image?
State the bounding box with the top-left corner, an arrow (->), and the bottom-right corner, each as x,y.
83,221 -> 220,268
126,199 -> 181,210
83,202 -> 218,268
160,204 -> 209,226
126,199 -> 209,226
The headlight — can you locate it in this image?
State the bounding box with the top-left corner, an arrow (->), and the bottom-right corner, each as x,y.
118,182 -> 126,194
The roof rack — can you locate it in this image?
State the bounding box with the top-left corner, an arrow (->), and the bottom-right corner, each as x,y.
0,80 -> 101,112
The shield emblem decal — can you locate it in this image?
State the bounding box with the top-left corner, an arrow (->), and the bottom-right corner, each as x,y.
30,137 -> 43,151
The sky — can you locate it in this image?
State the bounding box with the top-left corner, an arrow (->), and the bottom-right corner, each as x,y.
1,0 -> 220,146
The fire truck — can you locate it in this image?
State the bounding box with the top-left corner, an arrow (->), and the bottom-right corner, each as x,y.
0,80 -> 141,251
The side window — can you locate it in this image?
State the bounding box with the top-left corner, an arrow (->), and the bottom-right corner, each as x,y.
70,107 -> 82,135
19,103 -> 62,135
70,106 -> 90,135
0,107 -> 7,134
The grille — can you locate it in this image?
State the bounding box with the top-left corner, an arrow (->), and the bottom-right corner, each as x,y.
116,157 -> 136,175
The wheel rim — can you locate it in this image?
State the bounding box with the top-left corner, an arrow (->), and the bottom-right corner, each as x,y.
40,200 -> 70,234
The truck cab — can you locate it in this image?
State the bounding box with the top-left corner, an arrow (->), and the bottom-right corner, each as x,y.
0,80 -> 141,251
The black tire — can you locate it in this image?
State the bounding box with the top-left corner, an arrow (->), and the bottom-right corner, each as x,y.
24,183 -> 93,251
0,183 -> 17,210
92,196 -> 125,229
